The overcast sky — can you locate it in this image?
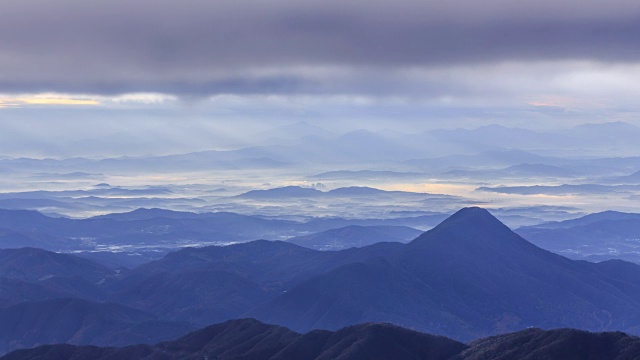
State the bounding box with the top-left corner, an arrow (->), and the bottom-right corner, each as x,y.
2,0 -> 640,157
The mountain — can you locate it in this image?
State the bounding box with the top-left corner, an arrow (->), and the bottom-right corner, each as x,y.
0,247 -> 117,306
247,258 -> 467,337
73,250 -> 166,269
235,186 -> 436,200
235,186 -> 324,199
0,207 -> 449,258
301,213 -> 450,232
477,184 -> 640,196
440,163 -> 577,181
5,319 -> 640,360
609,169 -> 640,184
455,327 -> 640,360
422,122 -> 640,157
570,122 -> 640,148
111,269 -> 269,326
327,186 -> 417,197
93,207 -> 202,221
0,228 -> 53,249
0,209 -> 63,233
286,225 -> 421,250
249,207 -> 640,340
521,210 -> 640,230
0,247 -> 113,282
108,240 -> 405,325
0,319 -> 466,360
406,149 -> 564,170
503,163 -> 576,177
0,277 -> 105,308
0,298 -> 195,355
517,211 -> 640,263
0,208 -> 308,252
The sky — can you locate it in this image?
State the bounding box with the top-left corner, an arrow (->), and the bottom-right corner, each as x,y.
2,0 -> 640,157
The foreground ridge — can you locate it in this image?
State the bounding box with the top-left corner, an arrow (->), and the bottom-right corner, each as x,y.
3,319 -> 640,360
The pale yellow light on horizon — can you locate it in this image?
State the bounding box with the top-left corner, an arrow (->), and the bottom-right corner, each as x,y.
527,95 -> 605,109
19,97 -> 99,106
0,96 -> 100,108
381,183 -> 477,196
0,100 -> 20,108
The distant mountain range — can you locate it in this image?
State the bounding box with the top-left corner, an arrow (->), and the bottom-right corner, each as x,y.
517,210 -> 640,263
286,225 -> 422,250
4,318 -> 640,360
0,207 -> 453,264
610,170 -> 640,184
426,122 -> 640,157
477,184 -> 640,196
2,123 -> 640,222
443,163 -> 578,179
3,122 -> 640,176
234,185 -> 453,200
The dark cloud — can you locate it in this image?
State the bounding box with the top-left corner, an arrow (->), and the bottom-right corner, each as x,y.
1,0 -> 640,95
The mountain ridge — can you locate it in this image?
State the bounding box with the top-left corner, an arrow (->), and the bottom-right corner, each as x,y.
4,319 -> 640,360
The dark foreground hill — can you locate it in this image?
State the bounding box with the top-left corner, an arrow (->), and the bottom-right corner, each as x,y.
3,319 -> 640,360
455,327 -> 640,360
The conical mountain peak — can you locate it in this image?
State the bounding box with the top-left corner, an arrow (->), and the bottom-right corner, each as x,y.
427,207 -> 509,234
409,207 -> 528,251
444,206 -> 499,223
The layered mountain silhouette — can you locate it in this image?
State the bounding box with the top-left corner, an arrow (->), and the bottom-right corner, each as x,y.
107,240 -> 404,326
442,163 -> 577,180
285,225 -> 421,250
0,247 -> 115,306
0,247 -> 113,282
517,210 -> 640,263
612,169 -> 640,184
4,319 -> 640,360
234,185 -> 446,200
5,207 -> 640,353
0,207 -> 447,259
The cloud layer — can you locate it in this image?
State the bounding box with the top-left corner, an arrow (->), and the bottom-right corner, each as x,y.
2,0 -> 640,95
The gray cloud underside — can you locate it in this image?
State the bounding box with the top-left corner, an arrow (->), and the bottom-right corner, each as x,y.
1,0 -> 640,95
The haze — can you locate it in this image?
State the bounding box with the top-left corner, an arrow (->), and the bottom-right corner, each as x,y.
0,1 -> 639,223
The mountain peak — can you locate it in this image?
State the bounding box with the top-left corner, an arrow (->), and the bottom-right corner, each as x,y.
440,207 -> 503,226
409,207 -> 529,251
